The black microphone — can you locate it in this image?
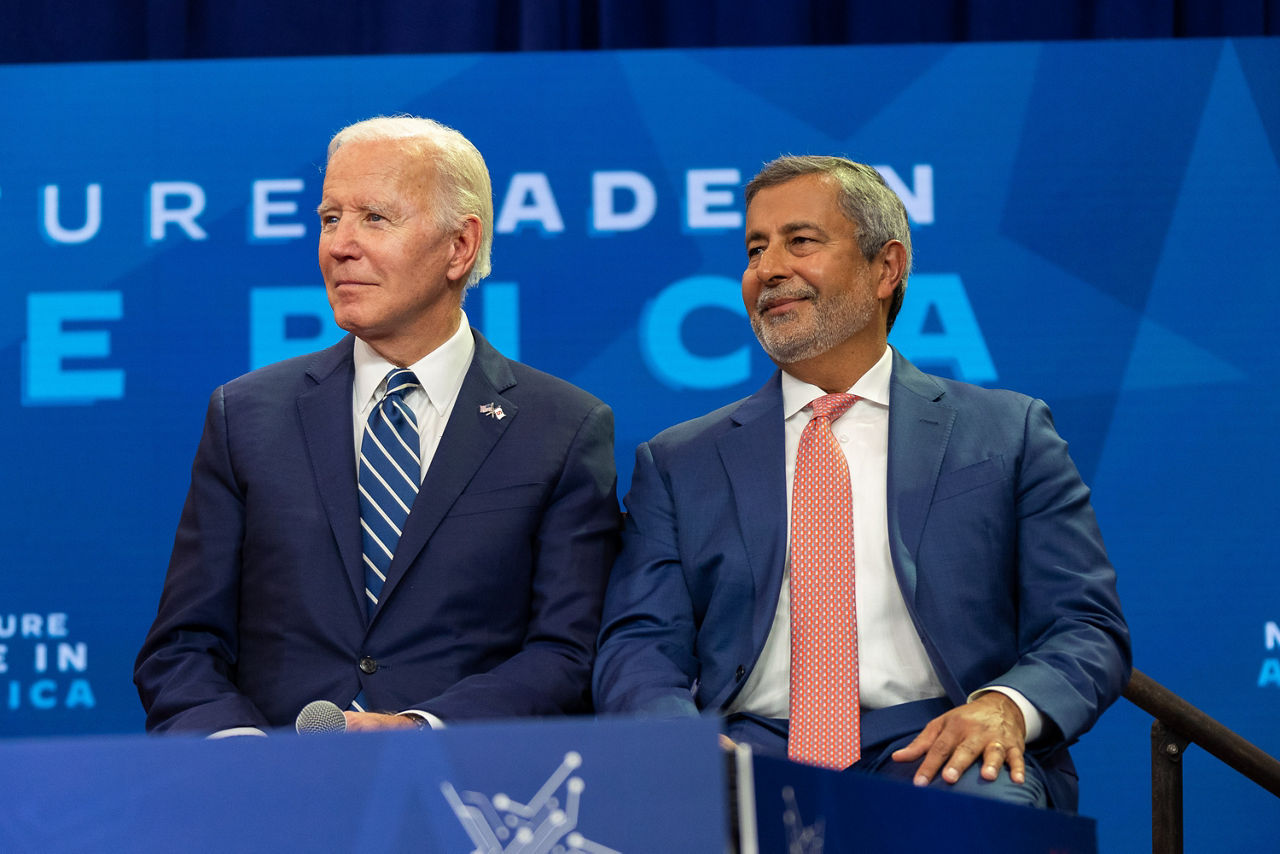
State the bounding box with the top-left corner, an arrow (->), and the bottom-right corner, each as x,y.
295,700 -> 347,734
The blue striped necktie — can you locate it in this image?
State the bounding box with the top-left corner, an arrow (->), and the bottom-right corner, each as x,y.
358,368 -> 422,618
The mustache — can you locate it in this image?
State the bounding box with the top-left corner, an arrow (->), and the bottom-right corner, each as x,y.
756,283 -> 817,313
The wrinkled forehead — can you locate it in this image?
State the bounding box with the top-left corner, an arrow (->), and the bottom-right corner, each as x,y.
744,174 -> 845,233
321,139 -> 436,202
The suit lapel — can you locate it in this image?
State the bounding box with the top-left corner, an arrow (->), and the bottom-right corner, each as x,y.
885,351 -> 971,700
717,373 -> 789,647
374,331 -> 516,615
296,336 -> 365,614
885,350 -> 953,603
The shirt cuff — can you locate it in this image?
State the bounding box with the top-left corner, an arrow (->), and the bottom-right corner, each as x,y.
967,686 -> 1043,744
207,727 -> 268,739
400,710 -> 446,730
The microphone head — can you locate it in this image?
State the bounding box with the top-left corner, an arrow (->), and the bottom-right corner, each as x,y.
295,700 -> 347,734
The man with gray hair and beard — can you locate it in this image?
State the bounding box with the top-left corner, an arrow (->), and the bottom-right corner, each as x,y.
594,155 -> 1129,810
136,116 -> 618,736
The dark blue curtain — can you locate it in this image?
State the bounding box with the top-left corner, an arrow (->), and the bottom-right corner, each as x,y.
2,0 -> 1276,64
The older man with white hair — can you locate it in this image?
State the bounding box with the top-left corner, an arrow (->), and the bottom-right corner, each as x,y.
136,116 -> 619,736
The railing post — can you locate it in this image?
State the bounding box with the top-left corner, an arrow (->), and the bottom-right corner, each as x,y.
1150,719 -> 1190,854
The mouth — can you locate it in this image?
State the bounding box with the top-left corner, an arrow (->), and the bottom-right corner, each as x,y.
757,290 -> 813,317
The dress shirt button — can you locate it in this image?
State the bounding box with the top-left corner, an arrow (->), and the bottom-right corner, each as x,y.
837,434 -> 849,443
735,665 -> 746,681
359,656 -> 378,675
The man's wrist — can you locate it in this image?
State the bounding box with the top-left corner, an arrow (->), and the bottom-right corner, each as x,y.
399,713 -> 428,730
969,686 -> 1041,743
398,709 -> 446,730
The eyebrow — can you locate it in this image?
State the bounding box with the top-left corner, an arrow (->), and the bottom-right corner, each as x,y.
744,220 -> 828,245
315,200 -> 397,217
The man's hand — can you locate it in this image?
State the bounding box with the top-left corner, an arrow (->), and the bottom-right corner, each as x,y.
342,711 -> 421,732
890,692 -> 1027,786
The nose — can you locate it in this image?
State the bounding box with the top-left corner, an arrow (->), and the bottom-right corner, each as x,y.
753,242 -> 790,287
323,217 -> 361,261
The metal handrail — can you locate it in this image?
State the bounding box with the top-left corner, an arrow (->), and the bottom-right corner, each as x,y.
1122,668 -> 1280,853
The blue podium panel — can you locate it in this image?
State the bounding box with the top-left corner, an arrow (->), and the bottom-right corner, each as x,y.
749,754 -> 1096,854
0,717 -> 726,853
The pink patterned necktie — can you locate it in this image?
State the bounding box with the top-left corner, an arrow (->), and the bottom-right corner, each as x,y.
788,392 -> 860,770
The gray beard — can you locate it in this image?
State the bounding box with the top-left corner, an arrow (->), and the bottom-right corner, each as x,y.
749,286 -> 877,365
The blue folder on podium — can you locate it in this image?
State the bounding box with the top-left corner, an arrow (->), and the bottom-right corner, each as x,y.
745,751 -> 1097,853
0,717 -> 1095,853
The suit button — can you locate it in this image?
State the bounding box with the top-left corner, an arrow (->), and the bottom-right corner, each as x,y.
735,666 -> 745,681
359,657 -> 378,675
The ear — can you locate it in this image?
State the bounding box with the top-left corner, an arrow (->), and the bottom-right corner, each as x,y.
875,240 -> 908,300
445,215 -> 483,285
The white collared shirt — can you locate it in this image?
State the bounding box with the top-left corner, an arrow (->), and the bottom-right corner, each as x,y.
352,311 -> 476,480
728,345 -> 1041,741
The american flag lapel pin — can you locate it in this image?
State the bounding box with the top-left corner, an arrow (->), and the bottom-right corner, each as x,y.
479,402 -> 506,420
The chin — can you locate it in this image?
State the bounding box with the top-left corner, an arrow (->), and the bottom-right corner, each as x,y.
330,309 -> 378,339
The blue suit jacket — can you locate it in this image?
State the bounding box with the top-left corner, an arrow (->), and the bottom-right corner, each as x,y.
594,350 -> 1129,807
136,330 -> 619,733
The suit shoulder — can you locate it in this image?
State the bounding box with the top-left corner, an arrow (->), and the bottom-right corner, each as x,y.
899,360 -> 1040,416
900,369 -> 1072,462
216,337 -> 352,401
933,375 -> 1037,410
506,359 -> 609,415
646,395 -> 749,451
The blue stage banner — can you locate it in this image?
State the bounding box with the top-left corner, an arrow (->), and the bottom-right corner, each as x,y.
0,39 -> 1277,851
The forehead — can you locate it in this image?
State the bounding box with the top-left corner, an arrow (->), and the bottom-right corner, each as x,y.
745,173 -> 845,229
321,138 -> 433,202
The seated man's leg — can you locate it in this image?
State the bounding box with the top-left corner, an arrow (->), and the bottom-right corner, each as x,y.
859,730 -> 1049,808
849,700 -> 1050,808
729,700 -> 1050,808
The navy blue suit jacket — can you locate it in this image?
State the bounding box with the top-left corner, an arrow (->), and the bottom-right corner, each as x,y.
594,350 -> 1129,807
136,330 -> 619,733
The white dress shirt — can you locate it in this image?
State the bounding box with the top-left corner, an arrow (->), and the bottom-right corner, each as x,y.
728,345 -> 1042,742
352,311 -> 475,478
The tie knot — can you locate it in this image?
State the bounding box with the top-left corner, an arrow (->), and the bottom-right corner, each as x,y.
807,393 -> 857,423
383,368 -> 420,401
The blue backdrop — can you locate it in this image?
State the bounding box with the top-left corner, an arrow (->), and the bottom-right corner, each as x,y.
1,38 -> 1277,850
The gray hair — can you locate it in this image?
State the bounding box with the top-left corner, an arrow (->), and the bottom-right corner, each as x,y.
745,155 -> 912,332
328,115 -> 493,288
